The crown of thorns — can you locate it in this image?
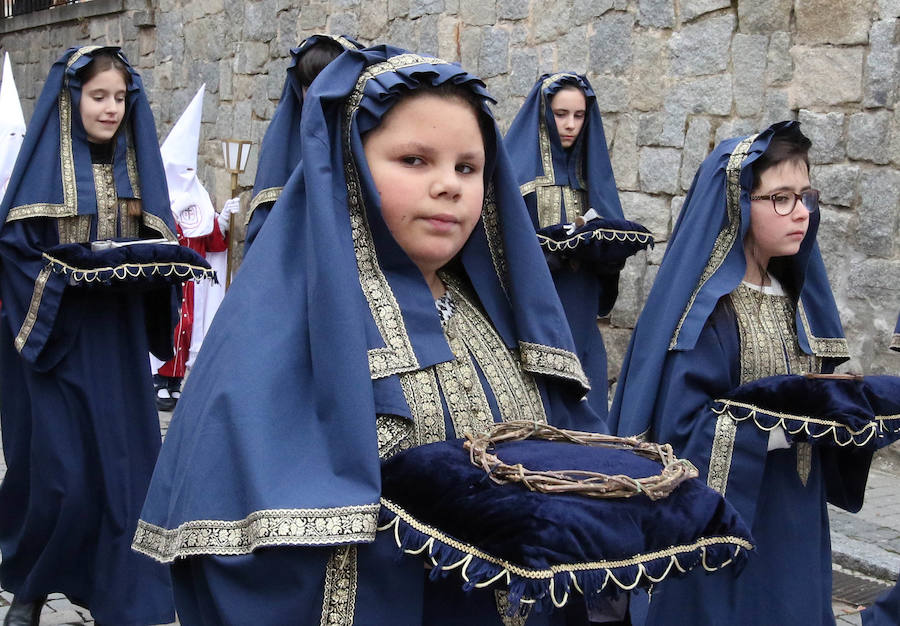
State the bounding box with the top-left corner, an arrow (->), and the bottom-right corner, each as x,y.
463,421 -> 698,501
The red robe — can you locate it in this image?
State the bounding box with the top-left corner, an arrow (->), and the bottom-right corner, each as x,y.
157,223 -> 227,377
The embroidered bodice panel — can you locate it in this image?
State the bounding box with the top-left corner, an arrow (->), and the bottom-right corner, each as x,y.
57,164 -> 141,244
536,184 -> 587,228
377,279 -> 547,460
728,283 -> 820,384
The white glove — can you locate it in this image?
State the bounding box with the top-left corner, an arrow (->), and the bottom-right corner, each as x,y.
218,197 -> 241,233
562,209 -> 602,236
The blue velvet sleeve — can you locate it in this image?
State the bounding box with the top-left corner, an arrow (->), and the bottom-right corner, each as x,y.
652,302 -> 770,527
0,218 -> 73,371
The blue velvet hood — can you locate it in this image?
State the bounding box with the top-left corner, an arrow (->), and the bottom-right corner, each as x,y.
247,34 -> 362,217
134,46 -> 591,563
503,72 -> 623,226
609,121 -> 849,439
0,46 -> 175,235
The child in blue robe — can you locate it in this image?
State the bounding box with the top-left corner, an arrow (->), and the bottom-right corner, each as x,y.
0,46 -> 177,625
134,46 -> 606,624
609,122 -> 871,624
504,73 -> 630,421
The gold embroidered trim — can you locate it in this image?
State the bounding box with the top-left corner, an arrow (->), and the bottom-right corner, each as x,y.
435,355 -> 495,438
536,186 -> 563,229
65,46 -> 102,73
707,414 -> 737,496
480,184 -> 510,297
398,368 -> 447,445
561,186 -> 585,224
131,504 -> 379,563
519,341 -> 589,390
320,546 -> 358,626
797,301 -> 851,359
58,89 -> 79,217
247,186 -> 283,221
57,214 -> 92,244
14,266 -> 53,353
495,590 -> 531,626
379,497 -> 753,579
519,181 -> 536,197
730,284 -> 817,384
796,442 -> 811,486
93,163 -> 118,240
437,277 -> 548,435
6,204 -> 75,222
375,414 -> 415,460
670,134 -> 758,349
332,35 -> 358,50
142,211 -> 177,241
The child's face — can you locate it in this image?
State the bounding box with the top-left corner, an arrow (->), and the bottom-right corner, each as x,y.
747,159 -> 812,264
550,87 -> 586,149
363,93 -> 486,284
79,68 -> 127,144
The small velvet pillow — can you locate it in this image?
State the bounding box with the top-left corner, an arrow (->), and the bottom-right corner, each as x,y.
713,374 -> 900,449
536,217 -> 653,274
44,240 -> 216,290
379,438 -> 752,615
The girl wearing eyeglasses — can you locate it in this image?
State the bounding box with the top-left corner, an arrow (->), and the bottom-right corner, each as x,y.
608,122 -> 870,624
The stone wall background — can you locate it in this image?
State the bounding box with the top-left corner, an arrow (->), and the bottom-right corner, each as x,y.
0,0 -> 898,377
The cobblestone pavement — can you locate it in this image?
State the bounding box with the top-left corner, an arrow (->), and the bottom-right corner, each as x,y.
0,413 -> 896,624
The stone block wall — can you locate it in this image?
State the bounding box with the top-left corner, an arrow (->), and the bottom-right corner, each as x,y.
0,0 -> 897,375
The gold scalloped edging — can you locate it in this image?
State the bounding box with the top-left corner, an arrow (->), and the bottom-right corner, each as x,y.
537,228 -> 654,253
132,503 -> 380,563
711,400 -> 900,447
378,497 -> 751,606
43,254 -> 216,284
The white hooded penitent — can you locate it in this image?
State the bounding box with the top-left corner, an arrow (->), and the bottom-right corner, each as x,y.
0,52 -> 26,200
160,84 -> 216,238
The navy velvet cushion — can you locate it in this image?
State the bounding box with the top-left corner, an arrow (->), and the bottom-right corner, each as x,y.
536,217 -> 652,274
44,241 -> 216,289
715,374 -> 900,449
379,438 -> 752,613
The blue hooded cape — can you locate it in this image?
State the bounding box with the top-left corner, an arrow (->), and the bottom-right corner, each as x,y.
608,122 -> 865,625
0,45 -> 175,624
504,72 -> 629,422
135,46 -> 596,569
244,33 -> 362,251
